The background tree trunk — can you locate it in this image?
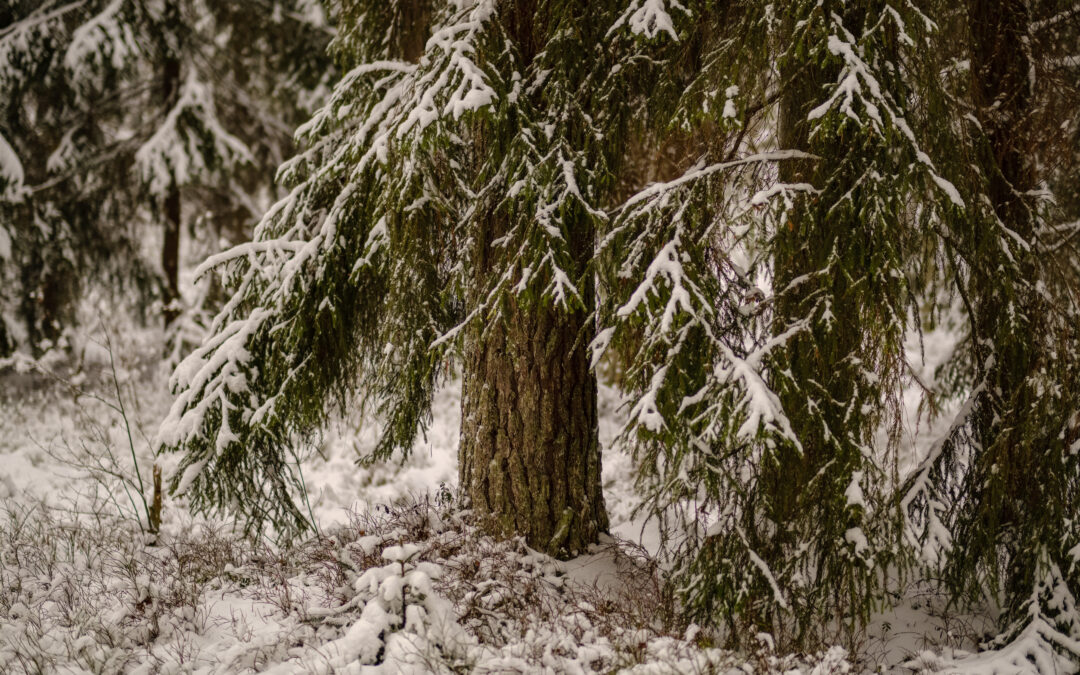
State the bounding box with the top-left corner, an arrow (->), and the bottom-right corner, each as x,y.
967,0 -> 1035,358
160,4 -> 181,327
162,174 -> 181,327
755,3 -> 893,646
767,45 -> 837,538
958,0 -> 1043,606
766,9 -> 856,556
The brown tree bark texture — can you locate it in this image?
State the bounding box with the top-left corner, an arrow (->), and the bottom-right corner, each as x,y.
454,0 -> 607,561
459,296 -> 608,558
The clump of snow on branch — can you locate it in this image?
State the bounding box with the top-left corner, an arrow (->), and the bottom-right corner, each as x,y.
808,7 -> 963,209
608,0 -> 689,41
63,0 -> 138,93
136,73 -> 253,196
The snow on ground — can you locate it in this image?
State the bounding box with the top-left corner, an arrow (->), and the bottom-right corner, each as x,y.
302,376 -> 646,548
0,321 -> 1052,673
1,325 -> 728,674
303,380 -> 463,531
896,323 -> 964,473
0,326 -> 641,538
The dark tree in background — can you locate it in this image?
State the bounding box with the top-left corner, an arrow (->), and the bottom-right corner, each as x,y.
0,0 -> 334,356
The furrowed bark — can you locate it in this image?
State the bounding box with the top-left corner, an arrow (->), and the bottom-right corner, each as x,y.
456,0 -> 607,560
459,293 -> 608,558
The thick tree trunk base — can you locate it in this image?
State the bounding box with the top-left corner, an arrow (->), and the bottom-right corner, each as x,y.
459,299 -> 608,558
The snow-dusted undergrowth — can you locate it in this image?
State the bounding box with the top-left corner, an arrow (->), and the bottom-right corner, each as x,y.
0,325 -> 1065,674
0,496 -> 857,674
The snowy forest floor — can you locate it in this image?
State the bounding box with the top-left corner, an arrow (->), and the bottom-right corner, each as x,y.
0,322 -> 1010,674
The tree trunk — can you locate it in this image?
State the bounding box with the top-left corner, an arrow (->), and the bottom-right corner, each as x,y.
396,0 -> 430,63
966,0 -> 1036,510
161,5 -> 181,327
756,5 -> 891,646
967,0 -> 1035,345
162,175 -> 181,326
962,0 -> 1042,605
459,294 -> 608,558
456,0 -> 607,559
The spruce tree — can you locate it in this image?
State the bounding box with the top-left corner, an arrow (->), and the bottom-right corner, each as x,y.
902,0 -> 1080,665
1,0 -> 148,353
159,0 -> 664,552
158,1 -> 1080,660
595,0 -> 966,649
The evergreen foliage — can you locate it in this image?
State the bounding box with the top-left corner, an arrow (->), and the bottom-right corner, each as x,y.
0,0 -> 333,356
157,0 -> 1080,661
594,0 -> 968,649
900,0 -> 1080,665
159,0 -> 652,541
